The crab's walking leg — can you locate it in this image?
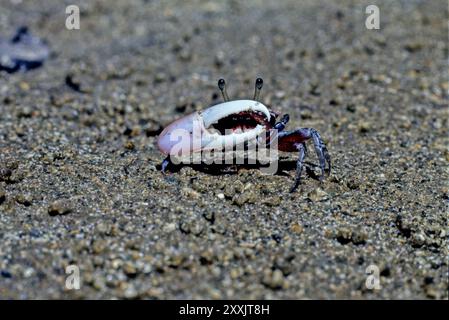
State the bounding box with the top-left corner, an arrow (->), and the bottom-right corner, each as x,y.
278,128 -> 331,183
307,128 -> 331,179
160,156 -> 171,173
290,143 -> 307,192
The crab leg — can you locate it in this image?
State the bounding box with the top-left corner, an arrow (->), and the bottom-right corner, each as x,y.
309,128 -> 331,179
278,127 -> 331,183
161,156 -> 171,173
290,143 -> 307,192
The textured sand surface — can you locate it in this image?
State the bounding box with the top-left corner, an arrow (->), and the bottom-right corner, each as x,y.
0,0 -> 447,299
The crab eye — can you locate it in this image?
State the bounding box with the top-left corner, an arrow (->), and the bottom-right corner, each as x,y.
217,78 -> 230,101
255,77 -> 263,89
218,78 -> 225,90
253,78 -> 263,100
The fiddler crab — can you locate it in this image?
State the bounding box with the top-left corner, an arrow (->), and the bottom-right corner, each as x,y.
157,78 -> 331,192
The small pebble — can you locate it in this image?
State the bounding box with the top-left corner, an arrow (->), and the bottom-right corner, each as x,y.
48,199 -> 73,216
307,188 -> 328,202
262,269 -> 285,290
290,222 -> 304,234
16,194 -> 32,206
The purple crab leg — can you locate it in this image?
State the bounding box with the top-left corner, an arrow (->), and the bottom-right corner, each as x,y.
278,127 -> 331,185
308,128 -> 331,179
161,156 -> 171,173
290,143 -> 307,192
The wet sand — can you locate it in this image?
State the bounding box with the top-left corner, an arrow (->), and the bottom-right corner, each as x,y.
0,0 -> 447,299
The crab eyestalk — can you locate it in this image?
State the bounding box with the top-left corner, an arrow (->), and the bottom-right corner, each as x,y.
218,78 -> 230,102
253,77 -> 263,101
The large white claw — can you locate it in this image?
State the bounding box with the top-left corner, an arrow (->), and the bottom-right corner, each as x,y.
201,124 -> 265,150
157,99 -> 271,156
200,100 -> 270,128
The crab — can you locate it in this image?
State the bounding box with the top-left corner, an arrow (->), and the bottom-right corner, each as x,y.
157,78 -> 331,192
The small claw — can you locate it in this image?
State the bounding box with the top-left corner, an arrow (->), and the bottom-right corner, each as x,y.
274,114 -> 289,131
